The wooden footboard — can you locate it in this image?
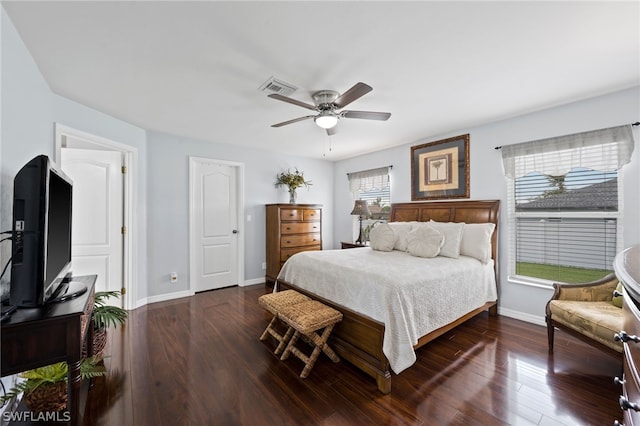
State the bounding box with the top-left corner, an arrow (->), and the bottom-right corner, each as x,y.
277,279 -> 496,393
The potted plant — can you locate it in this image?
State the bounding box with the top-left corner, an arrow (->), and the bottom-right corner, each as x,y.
0,357 -> 106,413
275,168 -> 312,203
89,291 -> 128,358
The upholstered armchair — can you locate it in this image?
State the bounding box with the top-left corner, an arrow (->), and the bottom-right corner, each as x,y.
545,273 -> 623,356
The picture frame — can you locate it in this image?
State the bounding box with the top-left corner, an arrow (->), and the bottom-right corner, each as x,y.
411,134 -> 470,201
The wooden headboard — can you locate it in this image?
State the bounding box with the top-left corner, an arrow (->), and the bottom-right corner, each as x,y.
389,200 -> 500,287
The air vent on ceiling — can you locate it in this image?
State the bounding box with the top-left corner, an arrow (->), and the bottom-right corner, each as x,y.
258,77 -> 297,96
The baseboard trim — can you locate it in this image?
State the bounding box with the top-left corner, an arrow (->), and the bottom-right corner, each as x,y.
135,280 -> 265,308
136,290 -> 194,308
242,277 -> 264,286
498,307 -> 546,327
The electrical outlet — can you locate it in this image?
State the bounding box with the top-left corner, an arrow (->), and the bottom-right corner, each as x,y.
261,262 -> 266,270
170,272 -> 178,283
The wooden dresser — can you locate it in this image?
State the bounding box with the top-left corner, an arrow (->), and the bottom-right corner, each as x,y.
615,245 -> 640,425
265,204 -> 322,290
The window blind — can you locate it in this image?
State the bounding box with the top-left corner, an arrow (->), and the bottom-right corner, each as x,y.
502,125 -> 634,284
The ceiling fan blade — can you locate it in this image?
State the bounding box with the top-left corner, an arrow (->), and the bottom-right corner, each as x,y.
268,94 -> 317,111
326,126 -> 337,136
342,110 -> 391,121
333,82 -> 373,108
271,115 -> 315,127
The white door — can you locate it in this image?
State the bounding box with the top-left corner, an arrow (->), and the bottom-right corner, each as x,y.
191,159 -> 239,292
61,148 -> 123,304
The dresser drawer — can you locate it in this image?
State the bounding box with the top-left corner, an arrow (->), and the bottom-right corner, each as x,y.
624,289 -> 640,364
303,209 -> 321,221
280,245 -> 321,263
623,345 -> 640,424
281,233 -> 321,248
280,209 -> 302,221
281,222 -> 321,234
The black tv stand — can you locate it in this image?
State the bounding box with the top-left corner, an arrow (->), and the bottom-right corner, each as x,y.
49,280 -> 88,304
1,275 -> 96,426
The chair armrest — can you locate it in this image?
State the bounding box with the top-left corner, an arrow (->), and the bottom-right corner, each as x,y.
550,273 -> 619,302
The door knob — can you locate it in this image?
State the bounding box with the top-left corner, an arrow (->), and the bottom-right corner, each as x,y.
232,229 -> 238,234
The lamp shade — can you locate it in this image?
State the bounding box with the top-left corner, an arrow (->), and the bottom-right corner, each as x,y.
350,199 -> 371,217
314,111 -> 338,129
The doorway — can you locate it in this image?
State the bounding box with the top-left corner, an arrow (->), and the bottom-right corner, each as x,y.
55,123 -> 137,310
189,157 -> 244,293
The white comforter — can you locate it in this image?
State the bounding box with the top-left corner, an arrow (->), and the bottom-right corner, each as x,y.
277,248 -> 497,374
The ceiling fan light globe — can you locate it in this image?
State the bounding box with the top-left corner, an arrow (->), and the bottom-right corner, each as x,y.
315,114 -> 338,129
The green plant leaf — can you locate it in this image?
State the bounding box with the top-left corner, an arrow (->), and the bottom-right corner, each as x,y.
93,305 -> 128,329
1,357 -> 107,403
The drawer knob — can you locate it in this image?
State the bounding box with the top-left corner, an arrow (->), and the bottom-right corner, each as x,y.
614,421 -> 625,426
620,396 -> 640,411
615,331 -> 640,344
614,376 -> 626,386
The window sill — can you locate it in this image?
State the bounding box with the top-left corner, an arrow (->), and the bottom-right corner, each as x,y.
508,275 -> 555,290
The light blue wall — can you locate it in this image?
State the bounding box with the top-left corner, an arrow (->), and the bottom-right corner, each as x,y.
145,130 -> 334,298
0,8 -> 54,296
334,86 -> 640,323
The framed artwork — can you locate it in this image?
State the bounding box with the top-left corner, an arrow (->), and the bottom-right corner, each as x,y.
411,134 -> 470,200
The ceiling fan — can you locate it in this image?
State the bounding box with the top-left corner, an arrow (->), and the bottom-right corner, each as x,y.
268,82 -> 391,135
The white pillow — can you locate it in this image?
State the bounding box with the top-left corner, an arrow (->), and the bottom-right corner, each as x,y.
388,222 -> 414,252
460,223 -> 495,263
369,223 -> 396,252
407,226 -> 444,258
427,221 -> 465,258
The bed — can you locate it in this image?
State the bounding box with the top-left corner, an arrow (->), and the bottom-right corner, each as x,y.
275,200 -> 500,393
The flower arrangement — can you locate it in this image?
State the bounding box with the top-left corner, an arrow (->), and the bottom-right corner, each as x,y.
275,168 -> 312,191
275,168 -> 312,203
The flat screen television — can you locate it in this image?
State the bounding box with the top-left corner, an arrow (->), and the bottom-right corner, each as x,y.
10,155 -> 85,307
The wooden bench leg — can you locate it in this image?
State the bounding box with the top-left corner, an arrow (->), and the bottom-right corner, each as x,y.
275,326 -> 294,355
300,324 -> 338,378
261,316 -> 295,356
280,324 -> 339,378
280,331 -> 301,361
260,316 -> 278,341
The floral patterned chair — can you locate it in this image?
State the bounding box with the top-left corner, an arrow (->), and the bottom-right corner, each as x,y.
546,273 -> 623,356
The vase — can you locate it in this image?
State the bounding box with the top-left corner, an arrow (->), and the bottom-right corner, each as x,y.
289,189 -> 297,204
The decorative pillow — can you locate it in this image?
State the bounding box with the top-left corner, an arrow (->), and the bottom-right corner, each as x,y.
428,221 -> 465,259
612,282 -> 623,308
460,223 -> 496,263
369,223 -> 396,252
388,222 -> 414,252
407,226 -> 444,258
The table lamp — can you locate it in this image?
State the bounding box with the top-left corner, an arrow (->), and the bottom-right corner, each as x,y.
350,200 -> 371,245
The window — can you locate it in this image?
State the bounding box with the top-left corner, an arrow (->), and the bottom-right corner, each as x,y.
347,166 -> 392,239
501,125 -> 634,285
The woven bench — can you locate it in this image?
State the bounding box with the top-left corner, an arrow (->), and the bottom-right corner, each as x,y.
278,300 -> 343,378
258,290 -> 311,355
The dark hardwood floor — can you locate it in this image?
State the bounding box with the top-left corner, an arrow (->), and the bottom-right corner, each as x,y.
83,284 -> 623,425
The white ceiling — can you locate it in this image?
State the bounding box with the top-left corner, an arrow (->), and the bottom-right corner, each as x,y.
3,1 -> 639,161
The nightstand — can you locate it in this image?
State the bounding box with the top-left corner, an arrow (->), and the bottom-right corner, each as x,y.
341,241 -> 368,249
